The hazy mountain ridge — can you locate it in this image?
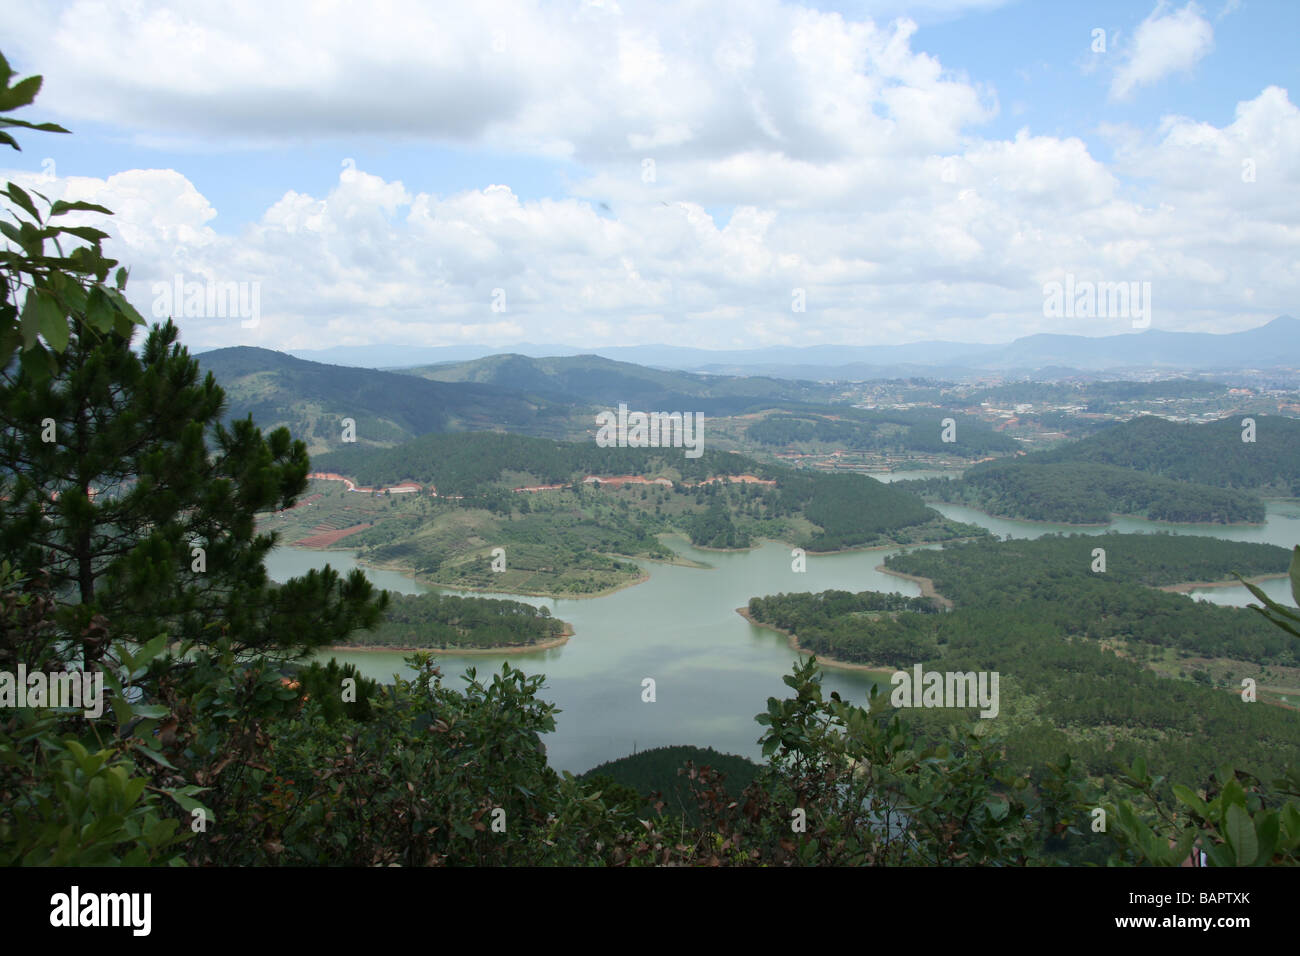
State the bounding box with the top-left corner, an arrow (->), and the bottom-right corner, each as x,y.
264,316 -> 1300,378
194,347 -> 850,455
395,352 -> 839,411
194,346 -> 578,451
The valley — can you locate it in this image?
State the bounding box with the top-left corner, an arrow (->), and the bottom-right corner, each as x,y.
9,6 -> 1300,877
217,336 -> 1300,862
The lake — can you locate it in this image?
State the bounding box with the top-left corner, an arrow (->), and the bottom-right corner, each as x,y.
262,488 -> 1300,774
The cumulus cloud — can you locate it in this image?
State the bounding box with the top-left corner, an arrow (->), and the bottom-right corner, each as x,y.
5,81 -> 1292,351
1111,1 -> 1215,101
9,0 -> 992,163
1,1 -> 1292,350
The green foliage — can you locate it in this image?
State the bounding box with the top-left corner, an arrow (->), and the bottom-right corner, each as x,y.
1105,761 -> 1300,866
0,318 -> 388,662
744,535 -> 1300,804
747,407 -> 1020,457
247,656 -> 635,866
357,591 -> 567,649
1239,544 -> 1300,640
740,657 -> 1046,865
0,52 -> 146,381
748,589 -> 939,665
1029,414 -> 1300,495
292,658 -> 378,722
0,710 -> 191,866
0,566 -> 196,865
580,745 -> 761,824
903,460 -> 1266,524
685,498 -> 751,548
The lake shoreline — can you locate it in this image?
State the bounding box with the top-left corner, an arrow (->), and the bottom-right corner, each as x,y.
924,499 -> 1267,529
874,565 -> 955,609
333,529 -> 976,598
323,623 -> 575,656
735,606 -> 898,678
356,554 -> 654,601
1159,572 -> 1290,594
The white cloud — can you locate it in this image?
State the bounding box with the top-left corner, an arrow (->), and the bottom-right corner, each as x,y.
9,0 -> 992,164
1,1 -> 1291,351
1111,2 -> 1215,101
6,83 -> 1291,352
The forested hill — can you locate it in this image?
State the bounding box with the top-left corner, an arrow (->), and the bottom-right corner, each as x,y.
746,534 -> 1300,802
580,745 -> 762,825
312,431 -> 773,493
1025,414 -> 1300,494
964,379 -> 1230,407
196,346 -> 576,450
355,592 -> 568,649
397,352 -> 837,412
886,533 -> 1291,600
311,431 -> 981,551
745,405 -> 1021,457
901,460 -> 1267,524
896,414 -> 1298,523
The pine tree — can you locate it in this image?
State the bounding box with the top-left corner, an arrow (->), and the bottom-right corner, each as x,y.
0,318 -> 387,668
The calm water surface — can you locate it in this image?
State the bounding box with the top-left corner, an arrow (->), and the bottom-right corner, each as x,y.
263,482 -> 1300,773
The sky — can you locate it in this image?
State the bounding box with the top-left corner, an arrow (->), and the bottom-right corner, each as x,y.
3,0 -> 1297,354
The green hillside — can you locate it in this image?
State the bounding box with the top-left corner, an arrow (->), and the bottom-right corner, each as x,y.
580,745 -> 762,824
901,460 -> 1267,524
353,591 -> 569,649
897,414 -> 1298,523
196,346 -> 580,452
746,405 -> 1022,457
399,352 -> 838,413
746,533 -> 1300,801
311,431 -> 984,557
1029,414 -> 1300,494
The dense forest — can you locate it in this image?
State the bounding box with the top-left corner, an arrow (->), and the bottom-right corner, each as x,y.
314,431 -> 983,559
746,589 -> 939,663
746,406 -> 1022,456
1024,414 -> 1300,494
745,533 -> 1300,798
964,379 -> 1229,409
196,346 -> 577,450
684,499 -> 753,549
894,413 -> 1297,524
313,431 -> 765,493
346,591 -> 568,648
580,745 -> 762,824
899,459 -> 1267,523
886,531 -> 1290,595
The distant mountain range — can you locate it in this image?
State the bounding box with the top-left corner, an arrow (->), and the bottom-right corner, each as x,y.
194,346 -> 575,452
396,352 -> 836,411
192,347 -> 836,451
242,315 -> 1300,379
